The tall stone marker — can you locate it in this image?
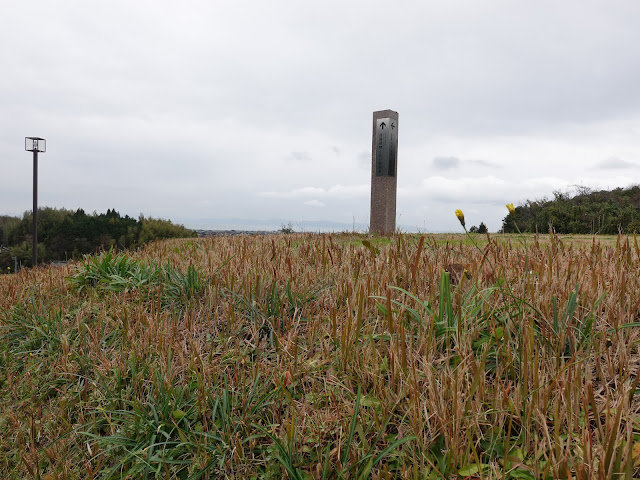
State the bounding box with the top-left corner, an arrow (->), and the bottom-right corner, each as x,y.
369,109 -> 399,235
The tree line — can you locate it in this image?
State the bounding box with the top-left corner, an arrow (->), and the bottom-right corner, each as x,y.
501,185 -> 640,234
0,207 -> 196,271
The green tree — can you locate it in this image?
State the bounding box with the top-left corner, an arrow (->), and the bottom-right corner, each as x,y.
0,207 -> 195,263
501,185 -> 640,234
138,216 -> 197,244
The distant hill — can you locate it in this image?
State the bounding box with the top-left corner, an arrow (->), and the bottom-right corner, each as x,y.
502,185 -> 640,234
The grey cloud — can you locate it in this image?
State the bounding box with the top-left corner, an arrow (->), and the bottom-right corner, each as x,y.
258,184 -> 368,199
287,151 -> 313,163
433,156 -> 461,170
592,157 -> 636,170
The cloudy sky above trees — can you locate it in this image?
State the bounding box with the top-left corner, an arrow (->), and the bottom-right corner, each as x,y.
2,0 -> 640,232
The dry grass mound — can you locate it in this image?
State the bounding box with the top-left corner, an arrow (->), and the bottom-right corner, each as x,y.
1,233 -> 639,479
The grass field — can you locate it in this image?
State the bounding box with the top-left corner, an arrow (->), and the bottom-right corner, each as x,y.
1,232 -> 639,479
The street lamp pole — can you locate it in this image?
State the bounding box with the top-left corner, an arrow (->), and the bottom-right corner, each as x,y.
25,137 -> 46,267
33,148 -> 38,267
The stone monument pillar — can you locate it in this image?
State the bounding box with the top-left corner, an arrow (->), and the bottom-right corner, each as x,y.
369,109 -> 399,235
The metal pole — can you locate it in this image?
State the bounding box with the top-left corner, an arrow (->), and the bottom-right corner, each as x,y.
33,150 -> 38,267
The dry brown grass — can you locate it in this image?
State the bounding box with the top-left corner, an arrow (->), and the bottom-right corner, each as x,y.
1,232 -> 639,479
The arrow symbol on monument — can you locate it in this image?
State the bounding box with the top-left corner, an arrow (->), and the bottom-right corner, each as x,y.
380,122 -> 386,129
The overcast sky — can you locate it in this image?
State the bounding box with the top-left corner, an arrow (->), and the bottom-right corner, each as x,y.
2,1 -> 640,232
